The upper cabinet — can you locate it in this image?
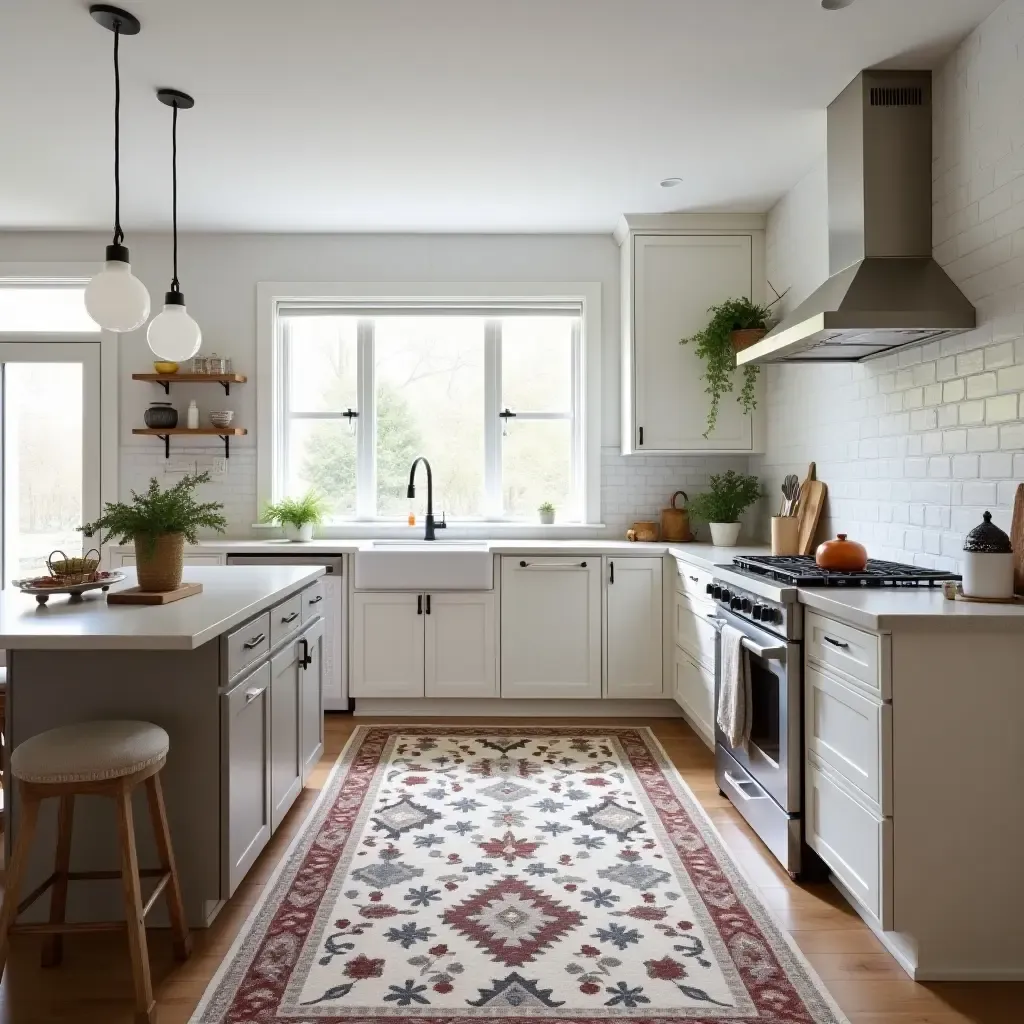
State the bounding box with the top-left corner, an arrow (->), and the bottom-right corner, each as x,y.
617,215 -> 766,454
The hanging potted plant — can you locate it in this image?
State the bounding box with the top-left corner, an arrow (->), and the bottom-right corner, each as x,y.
80,471 -> 227,592
688,470 -> 763,548
681,297 -> 772,438
260,490 -> 328,542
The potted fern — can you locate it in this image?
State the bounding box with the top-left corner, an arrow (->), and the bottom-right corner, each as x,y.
260,490 -> 327,542
80,472 -> 227,592
688,470 -> 763,547
681,297 -> 771,438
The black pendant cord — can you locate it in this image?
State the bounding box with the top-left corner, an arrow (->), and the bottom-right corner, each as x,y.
112,22 -> 123,247
171,102 -> 179,293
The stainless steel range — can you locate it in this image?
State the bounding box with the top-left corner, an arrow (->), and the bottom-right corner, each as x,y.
710,555 -> 959,879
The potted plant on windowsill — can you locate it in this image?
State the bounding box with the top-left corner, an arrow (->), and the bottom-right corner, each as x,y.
538,502 -> 556,525
681,297 -> 772,438
688,470 -> 763,547
260,490 -> 327,542
80,471 -> 227,592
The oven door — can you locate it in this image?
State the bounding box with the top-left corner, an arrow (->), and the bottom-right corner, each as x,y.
714,607 -> 801,812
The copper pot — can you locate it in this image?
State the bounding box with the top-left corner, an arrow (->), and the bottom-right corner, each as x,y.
815,533 -> 868,572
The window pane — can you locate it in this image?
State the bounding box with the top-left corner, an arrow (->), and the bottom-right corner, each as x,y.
0,287 -> 96,333
374,317 -> 484,517
284,316 -> 358,413
503,419 -> 572,520
3,363 -> 84,583
287,419 -> 356,519
502,316 -> 573,412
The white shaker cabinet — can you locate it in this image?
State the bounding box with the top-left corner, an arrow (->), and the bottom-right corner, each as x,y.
351,593 -> 425,698
604,557 -> 664,698
425,593 -> 498,698
617,217 -> 764,454
299,619 -> 325,782
501,557 -> 602,698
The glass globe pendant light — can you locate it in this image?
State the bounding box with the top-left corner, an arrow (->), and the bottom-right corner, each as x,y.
147,88 -> 201,361
84,6 -> 151,332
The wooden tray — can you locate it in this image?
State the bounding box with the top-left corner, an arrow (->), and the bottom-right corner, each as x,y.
107,582 -> 203,605
953,584 -> 1024,605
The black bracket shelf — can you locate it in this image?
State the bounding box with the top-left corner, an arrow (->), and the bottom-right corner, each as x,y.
132,428 -> 247,459
132,373 -> 246,397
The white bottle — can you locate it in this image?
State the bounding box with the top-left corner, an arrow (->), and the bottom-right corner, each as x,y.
186,400 -> 199,430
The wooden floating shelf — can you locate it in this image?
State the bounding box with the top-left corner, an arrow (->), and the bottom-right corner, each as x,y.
132,373 -> 247,395
132,427 -> 247,460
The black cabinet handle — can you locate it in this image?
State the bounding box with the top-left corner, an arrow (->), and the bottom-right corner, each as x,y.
299,638 -> 312,668
638,426 -> 644,446
425,594 -> 431,614
281,611 -> 299,624
309,594 -> 323,605
242,632 -> 265,650
689,575 -> 699,583
417,595 -> 423,615
823,636 -> 849,650
610,561 -> 615,584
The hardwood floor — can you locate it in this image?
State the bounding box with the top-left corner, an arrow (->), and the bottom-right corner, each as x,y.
0,715 -> 1018,1023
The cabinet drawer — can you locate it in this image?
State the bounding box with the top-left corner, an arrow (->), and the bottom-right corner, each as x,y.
270,592 -> 303,649
806,666 -> 890,813
805,611 -> 887,697
226,611 -> 271,679
301,579 -> 326,623
673,591 -> 717,672
674,560 -> 713,604
806,756 -> 892,928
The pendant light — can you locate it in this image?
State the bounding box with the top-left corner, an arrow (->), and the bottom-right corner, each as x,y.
147,88 -> 201,361
84,6 -> 151,333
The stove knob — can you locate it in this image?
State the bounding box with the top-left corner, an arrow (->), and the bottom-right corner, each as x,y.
752,604 -> 763,621
720,589 -> 732,604
741,598 -> 752,613
705,583 -> 714,596
764,607 -> 780,625
730,597 -> 742,611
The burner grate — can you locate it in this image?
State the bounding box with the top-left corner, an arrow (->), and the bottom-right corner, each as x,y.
731,555 -> 960,587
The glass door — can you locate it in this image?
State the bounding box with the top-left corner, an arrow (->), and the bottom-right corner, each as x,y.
0,342 -> 101,586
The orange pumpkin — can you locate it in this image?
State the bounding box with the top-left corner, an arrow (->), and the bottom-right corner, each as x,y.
815,533 -> 868,572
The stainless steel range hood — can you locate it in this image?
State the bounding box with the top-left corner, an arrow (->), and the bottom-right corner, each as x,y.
738,70 -> 975,365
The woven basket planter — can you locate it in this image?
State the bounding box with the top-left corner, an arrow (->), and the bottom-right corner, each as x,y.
134,533 -> 185,592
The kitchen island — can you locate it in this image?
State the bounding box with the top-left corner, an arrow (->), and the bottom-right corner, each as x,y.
1,565 -> 326,928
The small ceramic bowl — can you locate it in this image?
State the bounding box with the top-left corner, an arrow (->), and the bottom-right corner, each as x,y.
209,410 -> 234,428
153,361 -> 179,374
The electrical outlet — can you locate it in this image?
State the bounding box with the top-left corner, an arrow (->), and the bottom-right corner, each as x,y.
211,458 -> 227,476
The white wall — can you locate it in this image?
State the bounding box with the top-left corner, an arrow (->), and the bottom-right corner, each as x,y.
755,0 -> 1024,570
0,230 -> 743,535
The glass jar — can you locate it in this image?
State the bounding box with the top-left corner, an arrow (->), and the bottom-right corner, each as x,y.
208,352 -> 225,374
191,355 -> 208,374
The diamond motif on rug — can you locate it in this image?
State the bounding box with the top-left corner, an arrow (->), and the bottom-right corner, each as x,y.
370,795 -> 442,839
350,860 -> 424,888
443,877 -> 583,966
478,780 -> 535,803
467,971 -> 566,1008
597,861 -> 671,890
575,798 -> 647,841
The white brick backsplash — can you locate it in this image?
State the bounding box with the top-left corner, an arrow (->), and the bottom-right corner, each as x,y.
758,2 -> 1024,570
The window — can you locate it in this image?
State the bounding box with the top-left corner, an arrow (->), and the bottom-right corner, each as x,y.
269,293 -> 595,524
0,286 -> 98,332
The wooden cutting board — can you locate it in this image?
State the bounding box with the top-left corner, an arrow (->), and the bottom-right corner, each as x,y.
107,582 -> 203,605
1012,482 -> 1024,595
795,462 -> 828,556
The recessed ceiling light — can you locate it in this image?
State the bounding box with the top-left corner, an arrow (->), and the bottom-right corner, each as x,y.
660,177 -> 683,188
821,0 -> 855,9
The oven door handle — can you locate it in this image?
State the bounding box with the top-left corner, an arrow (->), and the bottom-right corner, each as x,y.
722,771 -> 770,802
706,614 -> 786,661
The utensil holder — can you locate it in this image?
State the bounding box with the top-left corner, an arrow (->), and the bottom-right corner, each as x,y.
771,516 -> 800,556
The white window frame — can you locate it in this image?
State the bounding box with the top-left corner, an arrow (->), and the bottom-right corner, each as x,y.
257,282 -> 602,528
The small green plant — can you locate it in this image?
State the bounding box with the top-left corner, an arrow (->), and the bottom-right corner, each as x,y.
681,297 -> 771,437
538,502 -> 556,514
688,471 -> 763,524
80,472 -> 227,553
260,490 -> 328,529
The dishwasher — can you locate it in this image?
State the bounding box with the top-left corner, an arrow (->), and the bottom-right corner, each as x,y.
225,554 -> 347,710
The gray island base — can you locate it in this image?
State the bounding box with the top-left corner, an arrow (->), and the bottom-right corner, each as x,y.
1,565 -> 327,928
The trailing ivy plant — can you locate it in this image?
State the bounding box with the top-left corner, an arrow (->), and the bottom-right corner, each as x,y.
681,297 -> 772,438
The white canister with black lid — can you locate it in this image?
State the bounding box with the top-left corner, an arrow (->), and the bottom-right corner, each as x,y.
961,511 -> 1014,599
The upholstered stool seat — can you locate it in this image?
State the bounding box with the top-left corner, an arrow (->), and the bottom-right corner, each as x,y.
0,719 -> 190,1024
11,720 -> 169,785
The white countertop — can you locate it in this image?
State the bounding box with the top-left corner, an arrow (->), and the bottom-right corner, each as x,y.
0,565 -> 323,651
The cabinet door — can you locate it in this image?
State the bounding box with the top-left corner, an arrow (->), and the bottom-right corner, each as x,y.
633,234 -> 754,451
221,661 -> 272,897
351,593 -> 425,698
501,557 -> 601,698
673,646 -> 715,745
269,641 -> 302,830
319,573 -> 345,707
605,557 -> 664,698
299,620 -> 325,782
425,593 -> 497,699
674,591 -> 718,673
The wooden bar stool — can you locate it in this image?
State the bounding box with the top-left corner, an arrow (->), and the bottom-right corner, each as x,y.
0,720 -> 191,1023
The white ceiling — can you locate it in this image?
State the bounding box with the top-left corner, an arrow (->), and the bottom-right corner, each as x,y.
0,0 -> 1002,233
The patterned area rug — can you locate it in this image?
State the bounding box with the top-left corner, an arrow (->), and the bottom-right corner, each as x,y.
190,727 -> 849,1022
